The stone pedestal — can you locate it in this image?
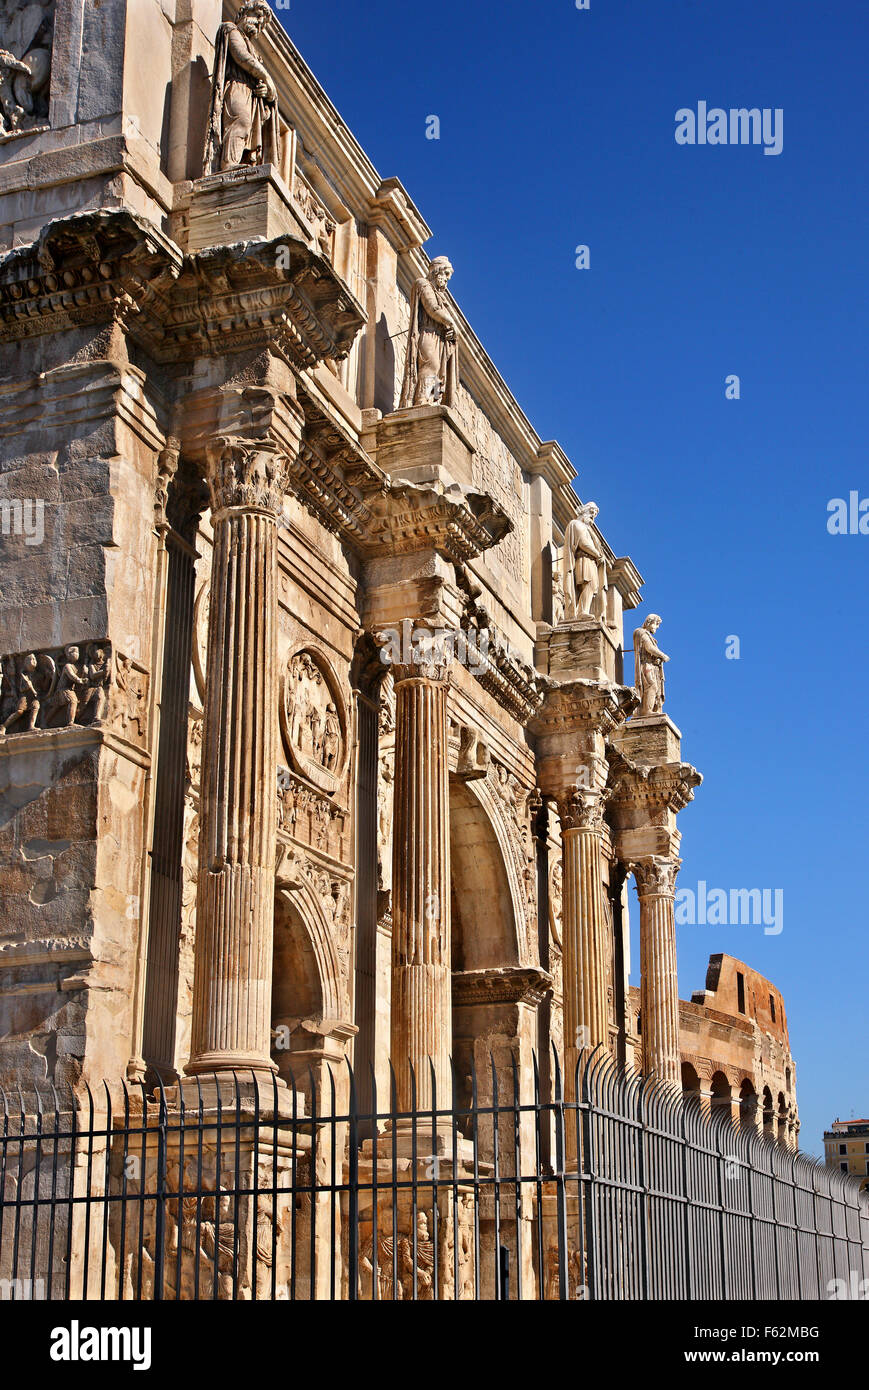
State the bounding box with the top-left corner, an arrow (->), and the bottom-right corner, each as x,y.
354,1155 -> 477,1299
114,1083 -> 310,1301
614,712 -> 682,767
187,436 -> 295,1079
186,164 -> 308,252
369,405 -> 476,489
540,616 -> 620,684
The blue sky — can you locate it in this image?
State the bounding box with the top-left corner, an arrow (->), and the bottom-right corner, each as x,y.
274,0 -> 868,1154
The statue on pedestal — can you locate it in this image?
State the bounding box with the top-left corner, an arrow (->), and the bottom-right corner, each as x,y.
563,502 -> 607,621
203,1 -> 281,174
633,614 -> 669,716
399,257 -> 458,408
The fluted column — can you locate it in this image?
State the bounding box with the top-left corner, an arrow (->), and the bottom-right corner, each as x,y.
186,436 -> 291,1077
632,856 -> 682,1085
559,788 -> 610,1100
388,646 -> 451,1112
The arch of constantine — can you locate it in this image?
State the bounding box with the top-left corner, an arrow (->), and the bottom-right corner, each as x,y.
0,0 -> 798,1179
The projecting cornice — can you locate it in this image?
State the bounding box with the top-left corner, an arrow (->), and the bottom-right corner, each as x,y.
0,209 -> 366,369
606,747 -> 703,819
528,677 -> 638,739
361,478 -> 513,564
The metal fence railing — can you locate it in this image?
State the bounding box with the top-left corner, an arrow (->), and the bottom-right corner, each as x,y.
1,1051 -> 867,1300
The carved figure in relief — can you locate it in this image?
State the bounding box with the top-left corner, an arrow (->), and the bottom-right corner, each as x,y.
203,1 -> 281,174
84,646 -> 110,725
0,1 -> 53,135
563,502 -> 607,621
43,645 -> 87,727
377,752 -> 394,891
551,565 -> 566,627
0,651 -> 40,734
549,857 -> 563,949
322,703 -> 340,770
399,257 -> 458,409
360,1212 -> 435,1300
283,651 -> 345,791
633,613 -> 669,716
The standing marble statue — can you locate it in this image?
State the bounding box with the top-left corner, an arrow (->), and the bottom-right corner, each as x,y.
203,1 -> 281,174
399,257 -> 458,408
633,614 -> 669,716
563,501 -> 607,621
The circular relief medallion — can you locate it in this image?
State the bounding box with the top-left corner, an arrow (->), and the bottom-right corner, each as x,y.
281,648 -> 347,795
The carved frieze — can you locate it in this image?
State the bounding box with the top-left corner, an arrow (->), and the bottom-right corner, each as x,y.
277,766 -> 347,855
0,641 -> 148,744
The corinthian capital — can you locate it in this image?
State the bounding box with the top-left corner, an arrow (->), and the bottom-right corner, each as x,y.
374,620 -> 453,687
558,786 -> 606,833
631,856 -> 682,899
205,437 -> 287,514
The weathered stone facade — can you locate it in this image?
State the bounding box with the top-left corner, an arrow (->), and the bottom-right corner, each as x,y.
0,0 -> 797,1158
632,952 -> 799,1148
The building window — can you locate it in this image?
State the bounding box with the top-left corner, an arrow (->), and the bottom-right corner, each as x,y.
737,972 -> 745,1015
769,994 -> 776,1023
865,1143 -> 869,1155
841,1162 -> 849,1172
840,1144 -> 847,1155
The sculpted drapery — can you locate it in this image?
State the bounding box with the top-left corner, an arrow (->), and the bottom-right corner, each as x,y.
633,614 -> 669,716
399,257 -> 458,409
203,2 -> 281,175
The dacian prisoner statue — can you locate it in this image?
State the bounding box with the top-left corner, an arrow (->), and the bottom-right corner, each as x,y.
203,0 -> 281,173
399,256 -> 459,408
563,501 -> 607,620
633,613 -> 669,716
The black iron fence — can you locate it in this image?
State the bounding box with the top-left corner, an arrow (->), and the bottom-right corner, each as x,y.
1,1052 -> 867,1301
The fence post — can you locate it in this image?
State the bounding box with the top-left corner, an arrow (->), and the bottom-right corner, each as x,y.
552,1049 -> 569,1301
348,1061 -> 359,1303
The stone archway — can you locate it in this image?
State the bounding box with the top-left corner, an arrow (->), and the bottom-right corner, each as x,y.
762,1085 -> 775,1138
681,1062 -> 701,1106
710,1070 -> 732,1118
448,775 -> 544,1300
449,777 -> 522,975
739,1078 -> 758,1131
271,867 -> 352,1097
